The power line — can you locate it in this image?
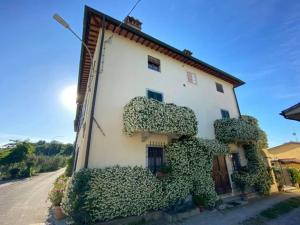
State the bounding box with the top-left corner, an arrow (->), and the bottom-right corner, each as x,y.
106,0 -> 143,42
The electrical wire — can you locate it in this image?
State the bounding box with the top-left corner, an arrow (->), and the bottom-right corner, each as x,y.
105,0 -> 143,42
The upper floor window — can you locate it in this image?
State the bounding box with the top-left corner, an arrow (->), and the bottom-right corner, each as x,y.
147,90 -> 163,102
148,147 -> 164,174
148,55 -> 160,72
187,71 -> 197,85
221,109 -> 230,119
216,82 -> 224,93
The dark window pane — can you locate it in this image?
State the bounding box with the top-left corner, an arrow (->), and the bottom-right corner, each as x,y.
148,55 -> 160,72
147,90 -> 163,102
221,109 -> 230,119
148,147 -> 163,174
231,153 -> 241,171
216,83 -> 224,93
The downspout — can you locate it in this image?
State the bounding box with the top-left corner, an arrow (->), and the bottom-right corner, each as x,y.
84,15 -> 106,168
233,88 -> 241,117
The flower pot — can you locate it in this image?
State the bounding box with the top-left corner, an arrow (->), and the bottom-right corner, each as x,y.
197,205 -> 205,212
53,206 -> 65,220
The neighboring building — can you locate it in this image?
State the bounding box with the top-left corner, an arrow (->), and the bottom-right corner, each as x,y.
73,6 -> 247,196
280,102 -> 300,122
268,142 -> 300,161
268,142 -> 300,188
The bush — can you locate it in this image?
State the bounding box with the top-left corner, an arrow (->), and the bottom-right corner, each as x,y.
49,174 -> 69,206
288,168 -> 300,185
35,155 -> 66,172
65,155 -> 74,177
62,166 -> 165,224
165,137 -> 228,208
214,117 -> 260,144
123,97 -> 198,137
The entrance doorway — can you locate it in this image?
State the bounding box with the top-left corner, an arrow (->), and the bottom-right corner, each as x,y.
212,155 -> 232,194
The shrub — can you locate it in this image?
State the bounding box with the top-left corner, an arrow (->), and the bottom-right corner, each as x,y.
123,97 -> 197,137
216,116 -> 272,195
165,137 -> 228,208
65,155 -> 74,177
49,174 -> 69,206
288,168 -> 300,185
62,166 -> 165,224
214,118 -> 260,144
35,155 -> 66,172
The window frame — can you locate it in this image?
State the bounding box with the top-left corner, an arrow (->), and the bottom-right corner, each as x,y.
147,147 -> 164,174
186,71 -> 197,85
216,82 -> 224,93
146,89 -> 164,102
221,109 -> 230,119
231,153 -> 241,171
148,55 -> 161,72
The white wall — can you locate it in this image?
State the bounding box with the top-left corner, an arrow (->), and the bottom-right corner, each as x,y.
75,30 -> 241,169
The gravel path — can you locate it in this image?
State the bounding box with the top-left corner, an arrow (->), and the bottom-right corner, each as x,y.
0,169 -> 64,225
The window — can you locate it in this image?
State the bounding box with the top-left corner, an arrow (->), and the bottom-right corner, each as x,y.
148,147 -> 163,174
231,153 -> 241,171
148,55 -> 160,72
221,109 -> 230,119
216,82 -> 224,93
147,90 -> 163,102
187,71 -> 197,85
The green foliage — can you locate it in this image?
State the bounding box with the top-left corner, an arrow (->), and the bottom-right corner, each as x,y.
123,97 -> 197,137
35,140 -> 73,156
49,174 -> 69,206
62,166 -> 166,224
220,115 -> 272,195
65,155 -> 74,177
0,142 -> 33,165
214,117 -> 260,144
288,168 -> 300,185
165,137 -> 229,208
34,155 -> 66,172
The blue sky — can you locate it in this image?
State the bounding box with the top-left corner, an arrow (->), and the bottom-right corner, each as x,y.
0,0 -> 299,147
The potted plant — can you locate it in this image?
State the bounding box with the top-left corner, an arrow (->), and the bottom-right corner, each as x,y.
192,195 -> 207,212
48,175 -> 68,220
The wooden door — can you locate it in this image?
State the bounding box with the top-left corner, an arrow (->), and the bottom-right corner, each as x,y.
212,155 -> 232,194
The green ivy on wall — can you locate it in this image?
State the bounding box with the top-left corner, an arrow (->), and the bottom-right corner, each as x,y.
123,97 -> 198,137
219,116 -> 272,195
164,137 -> 229,208
214,117 -> 260,144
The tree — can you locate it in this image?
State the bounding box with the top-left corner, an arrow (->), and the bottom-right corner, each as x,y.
0,141 -> 34,165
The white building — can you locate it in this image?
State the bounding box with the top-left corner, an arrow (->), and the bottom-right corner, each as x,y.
74,6 -> 246,196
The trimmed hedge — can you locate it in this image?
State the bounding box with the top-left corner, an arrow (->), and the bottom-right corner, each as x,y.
123,97 -> 197,136
62,166 -> 165,224
222,116 -> 272,195
165,137 -> 229,208
214,117 -> 260,144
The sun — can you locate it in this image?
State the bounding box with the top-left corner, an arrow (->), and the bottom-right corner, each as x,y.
60,85 -> 77,112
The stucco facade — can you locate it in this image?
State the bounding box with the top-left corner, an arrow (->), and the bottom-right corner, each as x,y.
74,8 -> 246,196
75,29 -> 241,166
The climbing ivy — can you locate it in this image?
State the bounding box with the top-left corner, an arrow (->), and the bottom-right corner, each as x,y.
123,97 -> 197,137
165,137 -> 229,208
221,115 -> 272,195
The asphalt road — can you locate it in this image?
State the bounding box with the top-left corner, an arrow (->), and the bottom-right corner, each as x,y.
0,169 -> 64,225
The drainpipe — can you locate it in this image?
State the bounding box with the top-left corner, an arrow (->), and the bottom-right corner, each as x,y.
233,88 -> 241,117
84,15 -> 106,168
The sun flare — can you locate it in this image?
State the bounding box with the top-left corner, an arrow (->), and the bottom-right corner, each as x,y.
60,85 -> 77,112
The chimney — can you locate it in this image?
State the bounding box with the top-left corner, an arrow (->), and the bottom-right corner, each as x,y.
124,16 -> 142,30
183,49 -> 193,56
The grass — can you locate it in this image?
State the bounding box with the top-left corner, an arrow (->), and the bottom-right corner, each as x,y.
240,197 -> 300,225
260,197 -> 300,219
